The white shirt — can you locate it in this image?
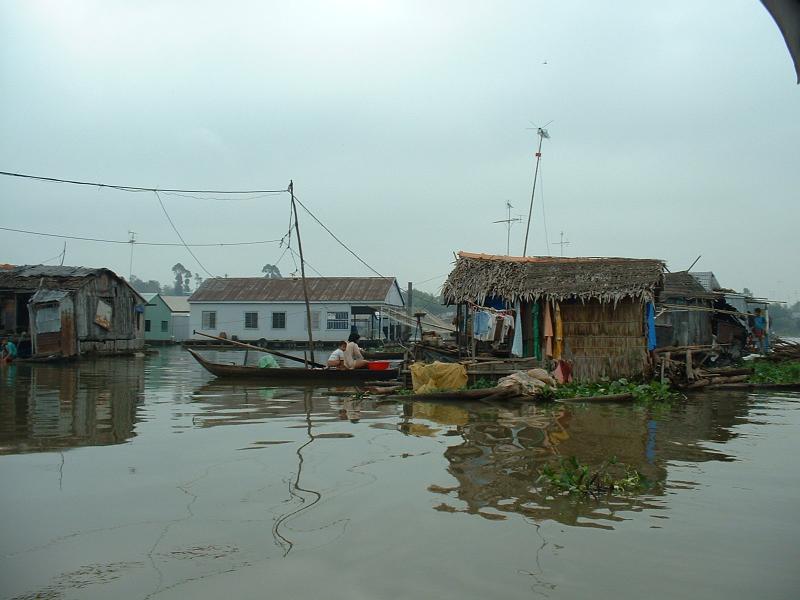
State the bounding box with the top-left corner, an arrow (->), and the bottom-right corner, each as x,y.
328,348 -> 345,362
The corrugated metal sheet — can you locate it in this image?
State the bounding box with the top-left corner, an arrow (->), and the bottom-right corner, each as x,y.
161,295 -> 190,312
30,289 -> 70,303
189,277 -> 397,303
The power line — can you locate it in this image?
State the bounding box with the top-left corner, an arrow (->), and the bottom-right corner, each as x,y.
0,170 -> 288,194
292,195 -> 388,279
161,191 -> 285,202
154,190 -> 214,277
0,226 -> 284,247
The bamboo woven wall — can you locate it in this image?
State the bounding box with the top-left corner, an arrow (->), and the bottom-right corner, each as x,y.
560,300 -> 648,381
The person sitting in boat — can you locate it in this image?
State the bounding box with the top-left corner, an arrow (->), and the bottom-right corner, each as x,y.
327,341 -> 347,369
344,333 -> 369,370
1,337 -> 18,363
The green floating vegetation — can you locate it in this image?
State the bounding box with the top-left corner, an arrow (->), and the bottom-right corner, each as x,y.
467,377 -> 496,390
551,378 -> 682,403
538,456 -> 651,497
748,360 -> 800,384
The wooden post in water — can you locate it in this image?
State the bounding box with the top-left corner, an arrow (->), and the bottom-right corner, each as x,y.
290,180 -> 316,366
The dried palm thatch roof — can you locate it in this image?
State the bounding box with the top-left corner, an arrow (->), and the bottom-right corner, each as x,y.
442,252 -> 664,305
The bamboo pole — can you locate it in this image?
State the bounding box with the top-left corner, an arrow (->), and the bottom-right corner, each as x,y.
192,330 -> 326,368
290,180 -> 316,365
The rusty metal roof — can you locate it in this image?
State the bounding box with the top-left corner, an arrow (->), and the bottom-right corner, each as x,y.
0,265 -> 107,291
0,265 -> 146,303
189,277 -> 398,303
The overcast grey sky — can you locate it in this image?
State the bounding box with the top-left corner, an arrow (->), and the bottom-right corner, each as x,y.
1,1 -> 798,301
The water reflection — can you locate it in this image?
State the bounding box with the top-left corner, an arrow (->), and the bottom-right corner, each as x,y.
0,358 -> 143,454
413,392 -> 757,528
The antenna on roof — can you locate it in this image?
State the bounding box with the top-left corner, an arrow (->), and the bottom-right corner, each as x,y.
687,254 -> 702,272
555,231 -> 570,256
492,201 -> 523,255
522,122 -> 552,256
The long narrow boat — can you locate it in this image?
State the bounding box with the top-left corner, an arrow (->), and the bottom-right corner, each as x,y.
188,349 -> 399,382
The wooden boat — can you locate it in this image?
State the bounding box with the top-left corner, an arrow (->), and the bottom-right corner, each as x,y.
188,349 -> 399,382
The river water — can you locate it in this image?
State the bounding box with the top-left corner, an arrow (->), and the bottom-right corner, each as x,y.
0,347 -> 798,599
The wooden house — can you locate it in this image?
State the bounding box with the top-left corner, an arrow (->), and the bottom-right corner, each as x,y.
0,265 -> 145,358
442,252 -> 664,381
655,271 -> 716,347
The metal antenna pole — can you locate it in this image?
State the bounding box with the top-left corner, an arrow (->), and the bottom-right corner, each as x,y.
556,231 -> 571,256
493,201 -> 523,256
128,231 -> 136,280
59,241 -> 66,266
523,127 -> 549,256
290,181 -> 316,365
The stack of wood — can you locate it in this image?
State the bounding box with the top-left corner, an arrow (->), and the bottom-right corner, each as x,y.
684,366 -> 753,389
765,338 -> 800,362
654,346 -> 753,388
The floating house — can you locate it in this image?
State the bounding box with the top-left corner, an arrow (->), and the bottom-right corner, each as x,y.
188,276 -> 405,344
442,252 -> 664,381
141,293 -> 190,343
0,265 -> 145,358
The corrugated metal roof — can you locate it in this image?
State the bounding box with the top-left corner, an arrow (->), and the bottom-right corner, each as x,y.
30,289 -> 70,303
0,265 -> 106,291
690,271 -> 721,292
660,272 -> 716,301
161,295 -> 190,312
141,292 -> 159,303
189,277 -> 397,303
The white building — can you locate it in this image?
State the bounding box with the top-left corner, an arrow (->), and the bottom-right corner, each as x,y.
188,277 -> 405,343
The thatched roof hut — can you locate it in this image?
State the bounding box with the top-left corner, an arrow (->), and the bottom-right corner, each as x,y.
442,252 -> 664,305
443,252 -> 666,382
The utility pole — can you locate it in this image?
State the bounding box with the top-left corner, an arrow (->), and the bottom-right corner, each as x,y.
128,231 -> 136,280
522,126 -> 550,256
493,201 -> 523,255
290,181 -> 316,365
59,242 -> 67,266
556,231 -> 571,256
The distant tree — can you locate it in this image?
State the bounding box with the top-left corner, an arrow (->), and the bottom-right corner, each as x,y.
262,264 -> 283,279
172,263 -> 192,295
401,288 -> 450,317
129,275 -> 163,293
194,272 -> 203,290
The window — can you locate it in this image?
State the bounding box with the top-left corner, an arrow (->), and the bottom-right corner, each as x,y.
202,311 -> 217,329
244,312 -> 259,329
145,319 -> 151,332
327,311 -> 349,330
272,312 -> 286,329
303,311 -> 321,331
160,320 -> 169,332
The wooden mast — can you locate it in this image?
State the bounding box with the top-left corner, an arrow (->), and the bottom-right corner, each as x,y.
290,180 -> 316,365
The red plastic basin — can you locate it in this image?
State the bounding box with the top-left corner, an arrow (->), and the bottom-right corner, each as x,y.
367,361 -> 391,371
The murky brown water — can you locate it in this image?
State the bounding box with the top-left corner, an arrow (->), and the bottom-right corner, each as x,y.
1,347 -> 798,599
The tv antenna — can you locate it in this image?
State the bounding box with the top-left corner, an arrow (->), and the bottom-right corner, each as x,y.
556,231 -> 571,256
493,201 -> 523,255
127,230 -> 136,281
522,121 -> 552,256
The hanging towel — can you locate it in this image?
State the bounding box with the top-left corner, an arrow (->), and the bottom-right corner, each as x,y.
532,302 -> 541,361
554,302 -> 563,360
473,310 -> 491,340
646,302 -> 657,351
512,302 -> 523,357
543,301 -> 554,358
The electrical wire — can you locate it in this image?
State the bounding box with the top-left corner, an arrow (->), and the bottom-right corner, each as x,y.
0,226 -> 284,247
160,191 -> 285,202
292,195 -> 388,279
413,272 -> 449,285
153,190 -> 215,277
0,170 -> 288,194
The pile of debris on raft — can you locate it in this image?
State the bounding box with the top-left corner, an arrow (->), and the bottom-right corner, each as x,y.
762,338 -> 800,362
655,339 -> 800,389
